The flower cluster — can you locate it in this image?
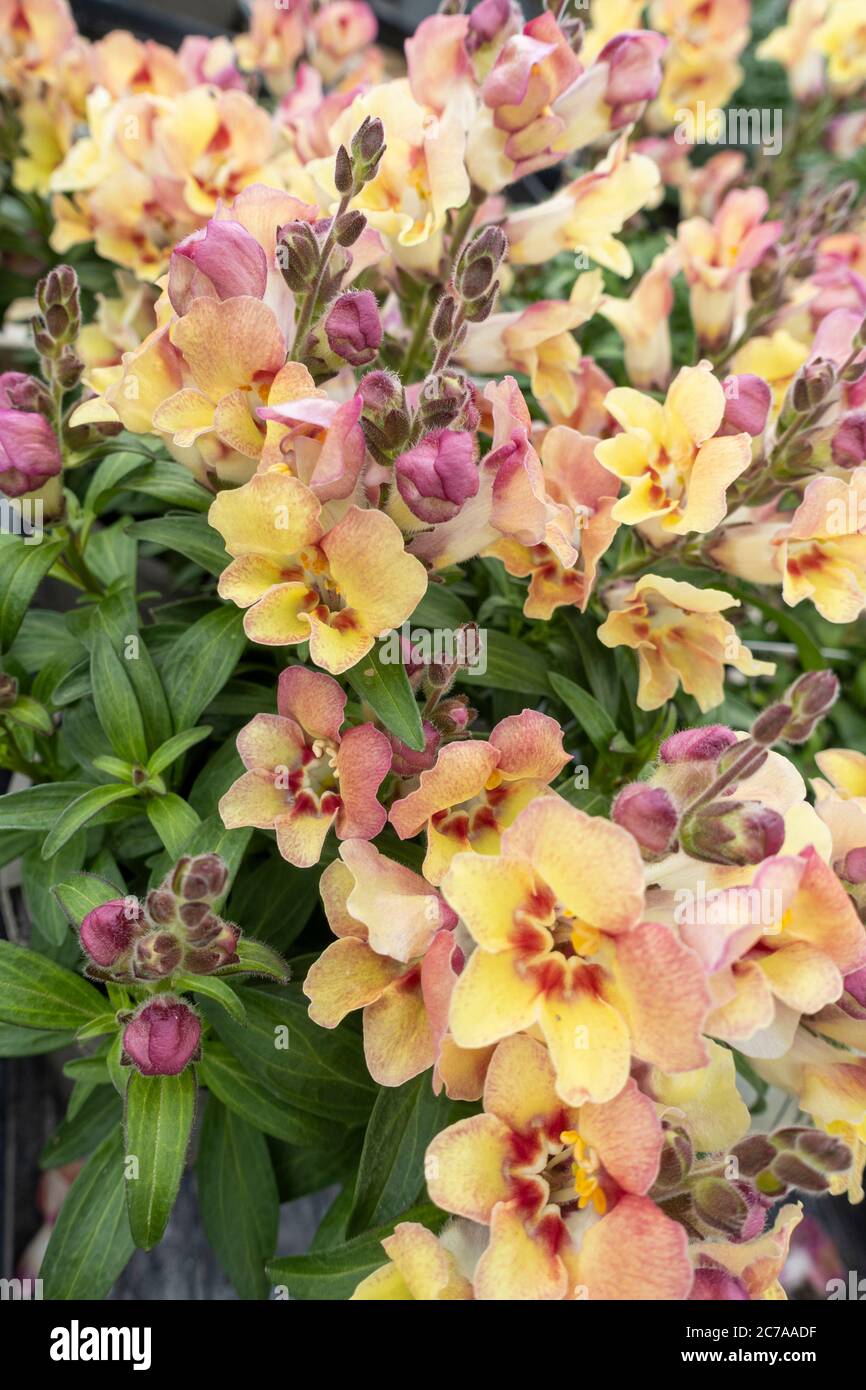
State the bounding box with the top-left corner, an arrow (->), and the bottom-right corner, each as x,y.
4,0 -> 866,1306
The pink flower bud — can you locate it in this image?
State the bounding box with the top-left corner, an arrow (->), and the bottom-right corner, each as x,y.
598,31 -> 667,126
719,374 -> 772,437
122,997 -> 201,1076
79,898 -> 145,968
0,371 -> 52,416
468,0 -> 520,49
659,725 -> 738,763
841,847 -> 866,885
184,921 -> 241,973
395,429 -> 479,522
0,408 -> 62,498
324,289 -> 382,366
387,720 -> 441,776
612,782 -> 679,857
168,220 -> 268,315
831,411 -> 866,468
689,1262 -> 748,1301
782,670 -> 839,742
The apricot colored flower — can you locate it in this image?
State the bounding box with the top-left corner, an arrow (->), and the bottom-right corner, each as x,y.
423,1033 -> 691,1300
678,190 -> 782,350
441,797 -> 709,1106
351,1223 -> 473,1300
209,471 -> 428,673
678,848 -> 866,1058
597,575 -> 775,712
778,467 -> 866,623
599,244 -> 681,391
814,0 -> 866,96
219,665 -> 391,867
731,331 -> 809,419
595,363 -> 752,535
757,0 -> 829,102
503,134 -> 661,276
303,840 -> 458,1086
813,747 -> 866,862
486,427 -> 620,619
389,708 -> 570,885
235,0 -> 306,95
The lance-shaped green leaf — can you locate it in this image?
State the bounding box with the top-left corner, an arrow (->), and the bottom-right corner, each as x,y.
0,940 -> 108,1030
0,781 -> 94,830
90,624 -> 149,764
549,671 -> 619,753
41,782 -> 139,859
215,938 -> 290,984
197,1097 -> 279,1300
123,1068 -> 197,1250
40,1085 -> 123,1169
146,725 -> 212,777
161,606 -> 247,730
146,793 -> 201,858
53,870 -> 126,928
40,1131 -> 134,1299
127,514 -> 229,577
267,1204 -> 447,1301
346,639 -> 425,751
174,972 -> 247,1026
0,535 -> 65,650
198,1042 -> 331,1146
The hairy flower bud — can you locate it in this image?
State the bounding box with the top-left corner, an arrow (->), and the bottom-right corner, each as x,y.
79,898 -> 145,968
324,290 -> 382,366
184,920 -> 241,973
34,265 -> 80,351
679,800 -> 785,866
0,406 -> 62,499
333,209 -> 367,247
0,371 -> 52,418
612,782 -> 679,858
395,429 -> 479,523
719,374 -> 772,437
172,853 -> 229,904
659,725 -> 738,763
334,143 -> 353,195
832,411 -> 866,468
122,996 -> 201,1076
350,115 -> 385,185
782,669 -> 839,742
276,220 -> 320,293
132,930 -> 183,981
416,371 -> 480,432
145,888 -> 177,925
791,358 -> 836,413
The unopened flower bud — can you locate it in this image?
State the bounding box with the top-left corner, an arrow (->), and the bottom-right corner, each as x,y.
719,374 -> 772,437
122,996 -> 201,1076
359,369 -> 411,451
334,143 -> 353,195
417,371 -> 480,432
172,853 -> 228,903
791,358 -> 836,413
840,847 -> 866,885
654,1122 -> 694,1191
350,115 -> 385,183
461,284 -> 498,323
679,800 -> 785,866
184,920 -> 241,973
432,293 -> 457,344
0,405 -> 62,499
659,725 -> 738,763
333,209 -> 367,247
132,930 -> 183,980
782,669 -> 839,742
324,290 -> 382,367
79,898 -> 145,968
395,429 -> 479,522
691,1177 -> 754,1239
0,371 -> 52,418
612,782 -> 679,858
276,220 -> 320,293
146,888 -> 177,925
387,720 -> 441,776
750,702 -> 793,745
35,265 -> 80,349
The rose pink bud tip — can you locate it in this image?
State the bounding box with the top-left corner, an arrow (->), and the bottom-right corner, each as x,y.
122,997 -> 201,1076
659,725 -> 738,763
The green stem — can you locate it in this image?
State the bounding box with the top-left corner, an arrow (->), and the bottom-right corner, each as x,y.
400,195 -> 481,382
290,191 -> 351,358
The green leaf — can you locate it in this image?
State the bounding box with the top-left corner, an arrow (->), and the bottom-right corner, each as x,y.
121,460 -> 211,512
198,983 -> 375,1127
549,672 -> 619,753
41,782 -> 139,859
0,940 -> 107,1029
160,606 -> 247,730
0,1021 -> 73,1056
40,1085 -> 122,1168
346,639 -> 425,751
22,829 -> 87,948
348,1076 -> 456,1237
146,793 -> 201,858
459,629 -> 551,695
40,1131 -> 134,1299
89,623 -> 149,763
197,1096 -> 279,1300
215,938 -> 291,984
0,780 -> 95,830
53,870 -> 126,927
127,514 -> 229,577
124,1068 -> 196,1250
267,1203 -> 447,1301
198,1042 -> 332,1147
83,448 -> 149,514
227,853 -> 320,950
146,725 -> 212,776
175,972 -> 247,1025
411,584 -> 473,628
0,536 -> 65,651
